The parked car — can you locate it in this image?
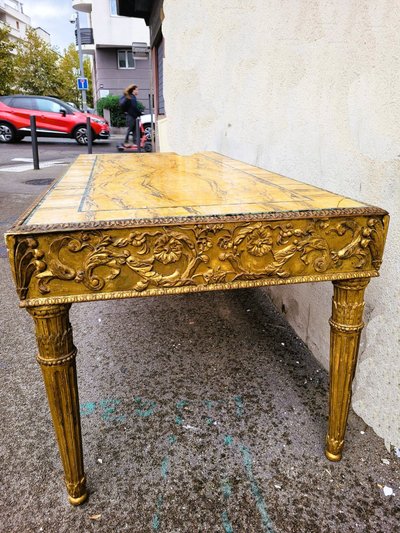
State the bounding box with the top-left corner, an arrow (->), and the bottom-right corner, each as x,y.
67,102 -> 96,114
0,95 -> 110,145
140,113 -> 155,141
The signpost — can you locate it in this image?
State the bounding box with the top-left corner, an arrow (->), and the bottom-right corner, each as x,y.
77,77 -> 89,91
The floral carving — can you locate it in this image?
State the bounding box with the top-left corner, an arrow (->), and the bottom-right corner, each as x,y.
14,217 -> 386,299
154,234 -> 183,264
247,227 -> 273,256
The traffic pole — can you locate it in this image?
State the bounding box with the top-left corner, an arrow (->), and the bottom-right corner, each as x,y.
30,115 -> 39,170
86,116 -> 92,154
76,14 -> 87,113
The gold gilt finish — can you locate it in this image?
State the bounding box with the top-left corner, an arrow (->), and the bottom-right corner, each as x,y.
326,279 -> 370,461
9,216 -> 386,306
4,152 -> 389,504
27,304 -> 87,505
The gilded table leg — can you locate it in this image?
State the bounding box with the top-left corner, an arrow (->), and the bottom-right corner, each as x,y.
325,278 -> 370,461
27,304 -> 87,505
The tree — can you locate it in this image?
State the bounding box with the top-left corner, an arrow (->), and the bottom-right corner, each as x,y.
57,45 -> 93,108
83,57 -> 93,108
57,44 -> 80,105
0,25 -> 15,95
14,28 -> 60,96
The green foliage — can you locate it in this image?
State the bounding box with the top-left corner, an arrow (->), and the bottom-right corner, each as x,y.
56,46 -> 93,108
14,28 -> 60,95
5,33 -> 94,109
83,57 -> 93,107
96,95 -> 126,127
57,44 -> 80,105
0,25 -> 15,95
96,96 -> 146,127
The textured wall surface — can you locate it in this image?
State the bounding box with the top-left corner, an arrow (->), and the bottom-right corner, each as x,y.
161,0 -> 400,448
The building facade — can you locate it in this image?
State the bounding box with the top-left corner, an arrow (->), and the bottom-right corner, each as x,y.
72,0 -> 151,111
0,0 -> 50,46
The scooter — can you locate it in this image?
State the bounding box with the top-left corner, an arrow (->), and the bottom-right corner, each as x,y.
117,119 -> 152,153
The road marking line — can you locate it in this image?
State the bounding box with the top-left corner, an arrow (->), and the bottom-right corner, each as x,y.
0,159 -> 69,172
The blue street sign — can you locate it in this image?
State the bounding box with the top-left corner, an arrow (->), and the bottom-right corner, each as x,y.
77,77 -> 89,90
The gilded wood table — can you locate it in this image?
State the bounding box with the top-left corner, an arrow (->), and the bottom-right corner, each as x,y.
5,152 -> 389,505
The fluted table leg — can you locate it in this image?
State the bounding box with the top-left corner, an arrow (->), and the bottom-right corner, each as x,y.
325,278 -> 370,461
27,304 -> 87,505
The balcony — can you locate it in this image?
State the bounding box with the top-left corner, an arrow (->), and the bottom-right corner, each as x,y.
72,0 -> 92,13
75,27 -> 93,45
0,19 -> 22,41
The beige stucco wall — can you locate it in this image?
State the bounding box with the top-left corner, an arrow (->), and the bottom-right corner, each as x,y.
161,0 -> 400,449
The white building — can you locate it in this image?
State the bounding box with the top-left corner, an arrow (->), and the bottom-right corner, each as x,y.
0,0 -> 50,45
72,0 -> 151,109
0,0 -> 31,43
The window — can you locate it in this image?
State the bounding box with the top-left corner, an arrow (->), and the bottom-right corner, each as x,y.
118,50 -> 135,69
110,0 -> 118,16
0,96 -> 12,105
16,21 -> 19,30
35,99 -> 63,113
10,97 -> 34,110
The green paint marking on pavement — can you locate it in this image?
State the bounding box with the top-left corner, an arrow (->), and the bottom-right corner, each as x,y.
80,400 -> 125,422
204,399 -> 214,409
206,417 -> 215,426
224,435 -> 234,446
234,395 -> 244,417
99,399 -> 123,422
168,434 -> 177,445
152,436 -> 175,530
222,510 -> 234,533
221,480 -> 234,531
152,494 -> 163,531
134,397 -> 157,417
161,457 -> 169,479
239,444 -> 275,533
175,399 -> 188,425
80,401 -> 96,417
222,480 -> 232,499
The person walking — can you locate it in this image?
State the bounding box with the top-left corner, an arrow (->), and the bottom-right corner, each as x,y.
122,84 -> 142,147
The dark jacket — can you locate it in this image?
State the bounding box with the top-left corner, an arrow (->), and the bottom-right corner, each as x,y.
126,95 -> 141,119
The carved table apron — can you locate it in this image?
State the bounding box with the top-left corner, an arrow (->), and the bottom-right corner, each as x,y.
5,151 -> 389,505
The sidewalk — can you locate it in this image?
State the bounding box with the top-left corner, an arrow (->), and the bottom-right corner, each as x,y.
0,163 -> 399,533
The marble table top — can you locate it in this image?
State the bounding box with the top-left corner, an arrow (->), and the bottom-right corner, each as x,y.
13,152 -> 379,232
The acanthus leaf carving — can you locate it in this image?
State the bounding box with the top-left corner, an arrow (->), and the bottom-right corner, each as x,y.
15,217 -> 385,298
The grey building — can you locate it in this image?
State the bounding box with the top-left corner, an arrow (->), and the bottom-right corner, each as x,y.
72,0 -> 151,112
117,0 -> 165,118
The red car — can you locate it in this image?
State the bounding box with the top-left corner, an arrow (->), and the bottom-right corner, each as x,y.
0,95 -> 110,145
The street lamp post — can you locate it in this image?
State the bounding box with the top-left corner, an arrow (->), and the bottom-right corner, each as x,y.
71,13 -> 87,113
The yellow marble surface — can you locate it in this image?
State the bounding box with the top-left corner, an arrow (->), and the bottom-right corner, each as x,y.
23,151 -> 369,227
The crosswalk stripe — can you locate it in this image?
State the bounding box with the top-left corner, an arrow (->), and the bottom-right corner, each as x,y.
0,159 -> 69,172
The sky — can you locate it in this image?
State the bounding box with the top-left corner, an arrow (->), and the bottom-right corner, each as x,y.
21,0 -> 84,53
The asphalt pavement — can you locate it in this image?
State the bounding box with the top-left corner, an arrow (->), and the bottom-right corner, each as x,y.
0,138 -> 399,532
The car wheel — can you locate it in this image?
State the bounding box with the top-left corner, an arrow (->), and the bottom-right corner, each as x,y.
73,125 -> 94,145
0,122 -> 16,143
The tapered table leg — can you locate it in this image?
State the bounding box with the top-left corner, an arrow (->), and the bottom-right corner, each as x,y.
27,304 -> 87,505
325,278 -> 370,461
